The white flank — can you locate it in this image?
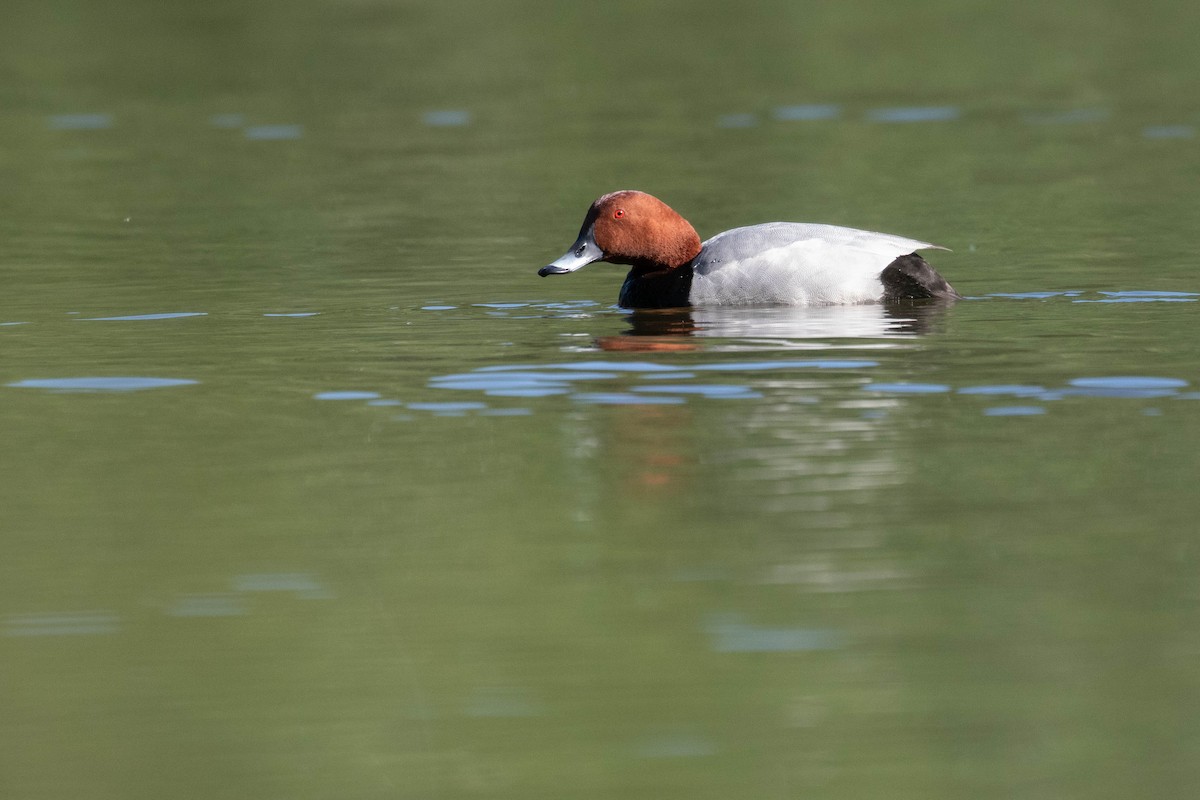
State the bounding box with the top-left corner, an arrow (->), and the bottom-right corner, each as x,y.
689,223 -> 943,306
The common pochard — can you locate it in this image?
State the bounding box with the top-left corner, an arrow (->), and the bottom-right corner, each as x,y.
538,191 -> 958,308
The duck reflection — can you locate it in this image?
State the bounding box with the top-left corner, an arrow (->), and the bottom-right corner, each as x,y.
596,301 -> 951,352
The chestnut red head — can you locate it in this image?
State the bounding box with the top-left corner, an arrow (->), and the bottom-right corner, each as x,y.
538,191 -> 702,277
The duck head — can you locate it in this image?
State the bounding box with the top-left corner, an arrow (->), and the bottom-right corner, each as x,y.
538,191 -> 703,277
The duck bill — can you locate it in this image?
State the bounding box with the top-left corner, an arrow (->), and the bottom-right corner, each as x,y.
538,226 -> 604,276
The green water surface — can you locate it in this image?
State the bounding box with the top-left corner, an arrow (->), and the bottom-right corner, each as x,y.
4,1 -> 1200,798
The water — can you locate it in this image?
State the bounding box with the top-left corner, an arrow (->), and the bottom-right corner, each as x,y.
4,1 -> 1200,797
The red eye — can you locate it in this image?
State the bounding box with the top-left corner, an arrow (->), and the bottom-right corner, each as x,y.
613,209 -> 625,219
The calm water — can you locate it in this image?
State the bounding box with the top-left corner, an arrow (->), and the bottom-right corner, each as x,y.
5,1 -> 1200,798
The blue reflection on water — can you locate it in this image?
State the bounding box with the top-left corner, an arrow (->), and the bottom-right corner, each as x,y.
234,572 -> 333,599
427,359 -> 882,406
83,312 -> 207,321
866,106 -> 960,123
773,104 -> 841,121
47,113 -> 113,130
633,384 -> 762,399
407,402 -> 489,412
1072,377 -> 1187,390
646,372 -> 695,380
862,383 -> 951,394
956,376 -> 1190,403
988,291 -> 1199,303
1064,376 -> 1187,398
348,354 -> 1200,419
245,124 -> 303,140
314,391 -> 381,401
510,361 -> 684,373
1142,125 -> 1196,139
706,614 -> 841,653
432,370 -> 616,396
1101,291 -> 1198,297
573,393 -> 685,405
9,377 -> 198,392
695,359 -> 878,371
479,386 -> 570,398
958,385 -> 1046,397
441,370 -> 618,382
1075,290 -> 1199,303
422,110 -> 472,127
5,611 -> 120,636
989,291 -> 1083,299
983,406 -> 1046,417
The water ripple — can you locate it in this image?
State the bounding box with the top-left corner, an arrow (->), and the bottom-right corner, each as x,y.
573,392 -> 686,405
866,106 -> 960,123
9,377 -> 198,393
986,290 -> 1199,303
706,614 -> 841,653
314,391 -> 381,401
5,611 -> 120,636
983,406 -> 1046,417
1076,290 -> 1199,304
324,356 -> 1198,420
233,572 -> 333,599
633,384 -> 763,399
1142,125 -> 1196,139
427,359 -> 877,405
245,124 -> 303,140
958,384 -> 1046,397
82,312 -> 207,321
48,113 -> 113,130
695,359 -> 878,371
422,110 -> 472,127
1063,376 -> 1187,398
989,291 -> 1083,299
773,104 -> 841,121
862,382 -> 950,394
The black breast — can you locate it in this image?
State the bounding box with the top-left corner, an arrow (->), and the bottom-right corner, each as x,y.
618,266 -> 695,309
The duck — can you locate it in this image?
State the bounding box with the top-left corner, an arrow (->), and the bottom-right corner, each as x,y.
538,190 -> 958,308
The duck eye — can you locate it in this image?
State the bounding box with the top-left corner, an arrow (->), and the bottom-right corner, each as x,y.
613,209 -> 625,219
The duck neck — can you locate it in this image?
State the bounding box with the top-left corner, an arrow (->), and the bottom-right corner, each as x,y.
619,263 -> 695,309
625,231 -> 702,278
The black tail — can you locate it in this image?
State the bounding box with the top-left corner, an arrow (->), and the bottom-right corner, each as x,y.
881,253 -> 960,301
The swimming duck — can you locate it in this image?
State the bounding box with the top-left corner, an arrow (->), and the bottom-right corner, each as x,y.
538,190 -> 957,308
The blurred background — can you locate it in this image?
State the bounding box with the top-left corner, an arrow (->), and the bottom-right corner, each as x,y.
4,1 -> 1200,798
